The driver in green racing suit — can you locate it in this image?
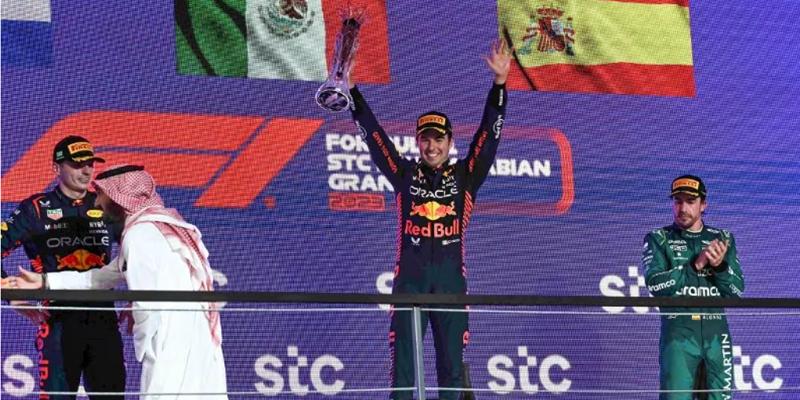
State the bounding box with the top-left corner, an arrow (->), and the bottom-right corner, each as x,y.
643,175 -> 745,400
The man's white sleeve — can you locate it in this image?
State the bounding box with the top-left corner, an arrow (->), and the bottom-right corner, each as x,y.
46,257 -> 124,290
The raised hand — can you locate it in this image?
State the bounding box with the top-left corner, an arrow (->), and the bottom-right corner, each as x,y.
484,39 -> 512,85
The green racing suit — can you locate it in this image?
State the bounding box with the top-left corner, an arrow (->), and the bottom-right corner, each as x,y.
643,224 -> 745,400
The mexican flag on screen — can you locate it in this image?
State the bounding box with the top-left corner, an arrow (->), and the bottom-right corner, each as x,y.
498,0 -> 696,97
175,0 -> 389,83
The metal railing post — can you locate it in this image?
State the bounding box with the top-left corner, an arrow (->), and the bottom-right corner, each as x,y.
412,306 -> 426,400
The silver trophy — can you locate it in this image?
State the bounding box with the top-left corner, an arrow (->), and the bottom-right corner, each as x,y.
315,10 -> 365,112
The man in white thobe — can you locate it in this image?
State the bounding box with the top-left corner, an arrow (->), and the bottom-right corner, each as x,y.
9,165 -> 228,399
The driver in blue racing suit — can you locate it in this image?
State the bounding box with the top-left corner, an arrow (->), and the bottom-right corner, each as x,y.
2,136 -> 125,399
348,40 -> 512,399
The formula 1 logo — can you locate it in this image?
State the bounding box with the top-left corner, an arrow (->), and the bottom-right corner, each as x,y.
1,111 -> 322,208
3,111 -> 574,216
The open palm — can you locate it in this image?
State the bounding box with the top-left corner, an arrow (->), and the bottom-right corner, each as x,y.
484,39 -> 512,84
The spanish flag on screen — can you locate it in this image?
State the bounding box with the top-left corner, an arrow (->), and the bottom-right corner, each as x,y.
498,0 -> 695,97
175,0 -> 389,83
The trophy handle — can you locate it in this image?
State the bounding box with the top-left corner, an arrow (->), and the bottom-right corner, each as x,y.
314,86 -> 353,112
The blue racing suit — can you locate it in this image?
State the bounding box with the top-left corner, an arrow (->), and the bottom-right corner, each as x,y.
350,83 -> 506,399
2,188 -> 125,399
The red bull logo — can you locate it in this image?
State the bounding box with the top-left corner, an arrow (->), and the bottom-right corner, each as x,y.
37,321 -> 51,399
409,201 -> 456,221
404,219 -> 460,238
56,249 -> 106,271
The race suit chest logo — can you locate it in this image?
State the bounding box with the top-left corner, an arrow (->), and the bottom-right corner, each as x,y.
410,201 -> 456,221
668,239 -> 688,252
677,285 -> 720,297
667,239 -> 689,259
44,222 -> 68,231
405,219 -> 460,238
55,249 -> 107,271
409,166 -> 459,201
409,185 -> 459,200
46,208 -> 63,221
46,236 -> 109,249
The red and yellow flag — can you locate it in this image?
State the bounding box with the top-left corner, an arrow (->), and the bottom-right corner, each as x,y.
498,0 -> 695,97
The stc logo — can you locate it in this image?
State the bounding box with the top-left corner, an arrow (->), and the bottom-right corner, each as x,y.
254,346 -> 345,396
1,111 -> 322,208
3,347 -> 782,396
599,265 -> 655,314
3,347 -> 346,397
487,347 -> 572,394
732,346 -> 783,391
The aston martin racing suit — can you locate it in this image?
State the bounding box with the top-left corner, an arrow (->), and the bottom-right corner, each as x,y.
350,83 -> 506,399
643,224 -> 745,400
2,188 -> 125,399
